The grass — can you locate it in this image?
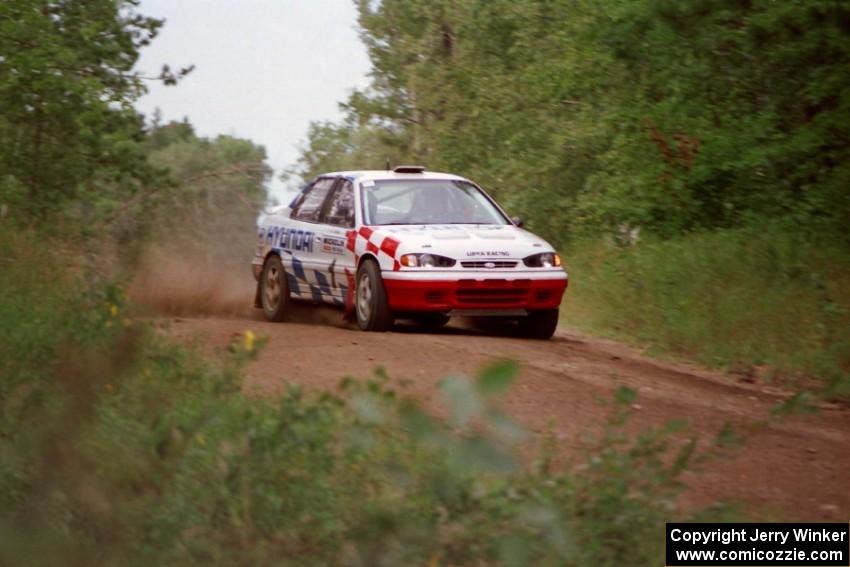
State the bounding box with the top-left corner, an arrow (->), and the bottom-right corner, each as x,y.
561,227 -> 850,397
0,224 -> 736,566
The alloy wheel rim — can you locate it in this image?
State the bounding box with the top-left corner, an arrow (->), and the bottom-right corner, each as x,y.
265,265 -> 281,308
357,272 -> 372,322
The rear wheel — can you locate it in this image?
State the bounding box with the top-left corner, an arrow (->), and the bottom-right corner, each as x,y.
260,255 -> 290,322
518,309 -> 559,340
356,260 -> 394,332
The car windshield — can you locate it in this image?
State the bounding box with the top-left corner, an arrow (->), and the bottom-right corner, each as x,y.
361,179 -> 509,225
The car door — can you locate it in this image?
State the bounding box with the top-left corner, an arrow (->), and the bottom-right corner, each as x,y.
283,176 -> 337,300
315,178 -> 356,306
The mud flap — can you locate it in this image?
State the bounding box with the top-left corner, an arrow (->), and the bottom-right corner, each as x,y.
254,280 -> 262,308
342,287 -> 356,321
342,266 -> 356,321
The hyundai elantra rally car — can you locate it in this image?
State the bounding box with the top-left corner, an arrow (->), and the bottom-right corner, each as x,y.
252,166 -> 568,339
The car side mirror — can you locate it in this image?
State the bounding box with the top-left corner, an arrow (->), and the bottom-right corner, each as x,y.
511,216 -> 524,228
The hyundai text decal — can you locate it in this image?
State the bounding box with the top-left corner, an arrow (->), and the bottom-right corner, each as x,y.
466,250 -> 510,257
265,226 -> 314,252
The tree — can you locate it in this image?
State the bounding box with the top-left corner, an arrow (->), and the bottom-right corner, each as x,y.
291,0 -> 850,244
0,0 -> 191,220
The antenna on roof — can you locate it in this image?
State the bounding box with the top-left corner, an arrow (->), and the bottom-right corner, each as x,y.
385,158 -> 390,171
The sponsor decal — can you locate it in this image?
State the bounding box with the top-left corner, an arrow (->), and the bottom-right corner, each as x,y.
322,236 -> 346,255
466,250 -> 510,257
265,225 -> 314,253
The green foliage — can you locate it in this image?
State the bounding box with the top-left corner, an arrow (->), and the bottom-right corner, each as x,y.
138,119 -> 271,251
563,227 -> 850,395
0,226 -> 730,566
0,0 -> 191,222
289,0 -> 850,244
477,359 -> 520,395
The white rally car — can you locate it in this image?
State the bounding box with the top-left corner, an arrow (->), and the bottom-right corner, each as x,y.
252,166 -> 568,339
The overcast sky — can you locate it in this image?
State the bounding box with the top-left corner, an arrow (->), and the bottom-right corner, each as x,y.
134,0 -> 372,199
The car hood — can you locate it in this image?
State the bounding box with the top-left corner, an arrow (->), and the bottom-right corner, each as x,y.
371,224 -> 555,260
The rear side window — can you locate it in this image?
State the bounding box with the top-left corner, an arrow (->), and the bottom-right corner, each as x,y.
291,177 -> 336,223
322,179 -> 355,227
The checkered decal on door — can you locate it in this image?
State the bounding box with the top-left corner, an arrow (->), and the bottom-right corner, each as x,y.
346,226 -> 402,271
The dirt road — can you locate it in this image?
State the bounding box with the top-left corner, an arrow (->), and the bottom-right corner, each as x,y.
166,310 -> 850,520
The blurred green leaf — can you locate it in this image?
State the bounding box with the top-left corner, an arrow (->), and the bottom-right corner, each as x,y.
714,422 -> 744,449
439,376 -> 483,428
477,359 -> 519,395
615,386 -> 637,406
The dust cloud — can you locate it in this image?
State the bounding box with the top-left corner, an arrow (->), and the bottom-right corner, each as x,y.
129,246 -> 256,317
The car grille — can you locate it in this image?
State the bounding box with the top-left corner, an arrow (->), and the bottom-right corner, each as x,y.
460,261 -> 518,269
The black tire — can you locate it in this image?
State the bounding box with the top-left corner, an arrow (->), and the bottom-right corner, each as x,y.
518,309 -> 559,340
260,255 -> 290,322
355,259 -> 394,332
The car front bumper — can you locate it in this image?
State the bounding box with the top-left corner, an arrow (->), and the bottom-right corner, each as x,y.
381,271 -> 568,313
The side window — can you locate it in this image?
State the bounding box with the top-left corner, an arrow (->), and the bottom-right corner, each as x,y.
291,177 -> 335,223
322,179 -> 355,227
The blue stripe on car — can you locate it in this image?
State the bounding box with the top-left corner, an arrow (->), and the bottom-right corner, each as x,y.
314,271 -> 332,296
309,285 -> 323,302
286,272 -> 301,296
291,256 -> 306,281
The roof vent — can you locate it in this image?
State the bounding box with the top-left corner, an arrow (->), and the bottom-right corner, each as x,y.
393,165 -> 426,174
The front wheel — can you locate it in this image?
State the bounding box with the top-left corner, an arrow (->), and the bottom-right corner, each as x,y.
517,309 -> 559,340
260,255 -> 290,322
355,260 -> 394,332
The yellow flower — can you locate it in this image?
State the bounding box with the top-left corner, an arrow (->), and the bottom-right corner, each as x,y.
110,304 -> 118,317
243,330 -> 255,352
105,320 -> 113,328
196,434 -> 206,446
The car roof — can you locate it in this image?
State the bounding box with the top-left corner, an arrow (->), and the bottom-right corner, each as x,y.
321,170 -> 469,183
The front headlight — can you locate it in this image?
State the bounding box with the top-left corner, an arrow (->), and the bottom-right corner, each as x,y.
399,253 -> 456,268
523,252 -> 561,268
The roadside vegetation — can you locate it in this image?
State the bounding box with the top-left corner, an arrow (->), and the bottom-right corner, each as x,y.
287,0 -> 850,394
566,229 -> 850,396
